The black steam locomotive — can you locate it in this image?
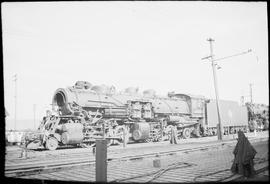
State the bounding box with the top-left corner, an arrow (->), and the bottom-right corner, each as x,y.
25,81 -> 267,150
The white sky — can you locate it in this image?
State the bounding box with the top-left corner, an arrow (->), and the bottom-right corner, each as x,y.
2,2 -> 268,127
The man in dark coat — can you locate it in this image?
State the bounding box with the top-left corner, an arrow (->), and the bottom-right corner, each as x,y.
231,130 -> 257,178
170,126 -> 177,144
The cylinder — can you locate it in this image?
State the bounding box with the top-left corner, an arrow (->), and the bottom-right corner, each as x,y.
61,132 -> 83,144
61,123 -> 84,145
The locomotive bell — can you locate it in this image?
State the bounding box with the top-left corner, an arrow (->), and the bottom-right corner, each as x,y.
75,81 -> 92,89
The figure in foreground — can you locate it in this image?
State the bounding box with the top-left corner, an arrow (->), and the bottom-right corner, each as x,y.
231,130 -> 257,178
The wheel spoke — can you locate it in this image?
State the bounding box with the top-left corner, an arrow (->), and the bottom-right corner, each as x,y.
46,137 -> 58,150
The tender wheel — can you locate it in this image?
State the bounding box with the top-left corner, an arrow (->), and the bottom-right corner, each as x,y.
45,137 -> 58,151
182,128 -> 191,139
114,126 -> 129,145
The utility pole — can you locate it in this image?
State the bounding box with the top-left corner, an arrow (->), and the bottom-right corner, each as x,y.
206,38 -> 223,140
13,74 -> 17,130
202,40 -> 252,140
33,104 -> 36,130
249,83 -> 253,104
241,96 -> 245,106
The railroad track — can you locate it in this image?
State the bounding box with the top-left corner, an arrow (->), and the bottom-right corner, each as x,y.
5,136 -> 268,178
5,142 -> 230,177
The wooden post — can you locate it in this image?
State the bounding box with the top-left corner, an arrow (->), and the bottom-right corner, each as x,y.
95,139 -> 107,182
207,38 -> 223,140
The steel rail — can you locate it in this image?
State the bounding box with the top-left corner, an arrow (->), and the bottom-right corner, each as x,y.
6,136 -> 267,169
5,137 -> 268,178
5,143 -> 230,177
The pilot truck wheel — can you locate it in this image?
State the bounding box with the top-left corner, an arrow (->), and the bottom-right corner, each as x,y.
45,137 -> 58,151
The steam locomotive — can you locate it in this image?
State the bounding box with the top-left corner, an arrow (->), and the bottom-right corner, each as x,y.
25,81 -> 267,150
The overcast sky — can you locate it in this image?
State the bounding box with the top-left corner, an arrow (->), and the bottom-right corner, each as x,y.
2,2 -> 268,129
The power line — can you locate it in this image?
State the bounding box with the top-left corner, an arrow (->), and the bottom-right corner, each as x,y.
213,49 -> 252,62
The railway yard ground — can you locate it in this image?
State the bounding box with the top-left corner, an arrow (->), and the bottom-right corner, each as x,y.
5,131 -> 269,183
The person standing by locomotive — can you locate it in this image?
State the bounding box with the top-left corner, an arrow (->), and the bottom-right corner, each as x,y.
170,126 -> 177,144
199,124 -> 205,137
231,130 -> 257,178
20,132 -> 29,158
253,119 -> 258,136
38,110 -> 52,131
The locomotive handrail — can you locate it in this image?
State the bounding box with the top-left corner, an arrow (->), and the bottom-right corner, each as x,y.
86,100 -> 123,108
109,95 -> 126,106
